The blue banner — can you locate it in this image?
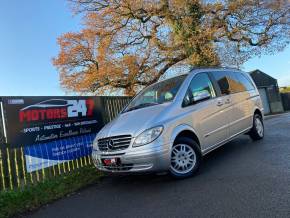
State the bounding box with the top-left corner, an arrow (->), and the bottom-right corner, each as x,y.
24,133 -> 96,172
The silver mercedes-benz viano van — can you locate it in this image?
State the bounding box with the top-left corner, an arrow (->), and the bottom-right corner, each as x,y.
92,68 -> 264,178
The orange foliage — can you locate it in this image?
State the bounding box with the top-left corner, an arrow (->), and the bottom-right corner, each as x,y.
53,0 -> 290,95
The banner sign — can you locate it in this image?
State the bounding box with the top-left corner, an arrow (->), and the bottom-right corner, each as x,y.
24,134 -> 95,173
1,96 -> 105,148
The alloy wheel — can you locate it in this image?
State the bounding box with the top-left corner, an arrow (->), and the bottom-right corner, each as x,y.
255,117 -> 264,137
170,144 -> 196,175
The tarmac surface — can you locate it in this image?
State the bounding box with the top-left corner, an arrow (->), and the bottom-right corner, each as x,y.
27,113 -> 290,218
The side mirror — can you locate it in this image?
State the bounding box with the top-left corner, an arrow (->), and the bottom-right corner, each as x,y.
192,90 -> 211,103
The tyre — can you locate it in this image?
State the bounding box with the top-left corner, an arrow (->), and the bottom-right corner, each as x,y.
249,114 -> 264,141
169,137 -> 201,179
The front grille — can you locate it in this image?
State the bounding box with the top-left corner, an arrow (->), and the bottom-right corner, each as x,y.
98,135 -> 132,151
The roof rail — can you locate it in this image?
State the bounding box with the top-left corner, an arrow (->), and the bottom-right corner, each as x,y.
189,66 -> 240,71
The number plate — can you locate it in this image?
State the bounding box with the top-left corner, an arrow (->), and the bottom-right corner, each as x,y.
102,158 -> 119,166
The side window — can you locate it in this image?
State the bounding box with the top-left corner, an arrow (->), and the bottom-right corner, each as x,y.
143,91 -> 156,104
227,72 -> 246,93
212,71 -> 230,95
183,73 -> 216,107
237,73 -> 256,91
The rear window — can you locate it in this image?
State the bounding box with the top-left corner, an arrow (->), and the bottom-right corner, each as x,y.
212,71 -> 255,95
212,71 -> 230,95
227,72 -> 246,93
236,73 -> 256,91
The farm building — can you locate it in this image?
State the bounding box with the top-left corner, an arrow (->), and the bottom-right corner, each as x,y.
249,69 -> 284,114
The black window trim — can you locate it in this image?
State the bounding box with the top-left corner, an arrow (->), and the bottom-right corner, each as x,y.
207,71 -> 231,96
207,72 -> 223,97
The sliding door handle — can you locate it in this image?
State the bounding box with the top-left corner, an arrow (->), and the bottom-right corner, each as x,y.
225,99 -> 231,104
217,101 -> 223,106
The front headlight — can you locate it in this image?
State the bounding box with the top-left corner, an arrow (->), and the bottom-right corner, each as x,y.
133,126 -> 163,147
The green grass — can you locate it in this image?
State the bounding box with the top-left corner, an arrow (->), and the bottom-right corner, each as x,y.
0,166 -> 102,218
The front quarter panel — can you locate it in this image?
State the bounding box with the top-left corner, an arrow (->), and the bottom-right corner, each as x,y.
164,123 -> 201,155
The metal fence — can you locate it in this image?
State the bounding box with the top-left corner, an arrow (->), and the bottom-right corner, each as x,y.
0,96 -> 131,191
101,97 -> 132,123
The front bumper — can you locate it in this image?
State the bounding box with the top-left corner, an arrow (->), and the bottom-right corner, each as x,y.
91,142 -> 171,173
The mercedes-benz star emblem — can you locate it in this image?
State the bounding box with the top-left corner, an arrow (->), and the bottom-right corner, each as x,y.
107,139 -> 114,150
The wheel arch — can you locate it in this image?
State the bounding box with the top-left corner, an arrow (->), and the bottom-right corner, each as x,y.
170,124 -> 201,149
254,108 -> 263,120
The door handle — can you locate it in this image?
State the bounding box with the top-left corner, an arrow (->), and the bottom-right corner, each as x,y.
217,101 -> 223,106
225,99 -> 231,104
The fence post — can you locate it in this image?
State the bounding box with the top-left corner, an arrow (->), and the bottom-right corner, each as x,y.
0,99 -> 7,145
100,96 -> 132,123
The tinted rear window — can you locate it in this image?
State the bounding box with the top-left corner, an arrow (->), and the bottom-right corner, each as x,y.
227,72 -> 247,93
212,71 -> 230,95
236,73 -> 256,91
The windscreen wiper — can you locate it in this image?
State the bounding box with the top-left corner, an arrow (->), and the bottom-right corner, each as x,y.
124,102 -> 159,113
